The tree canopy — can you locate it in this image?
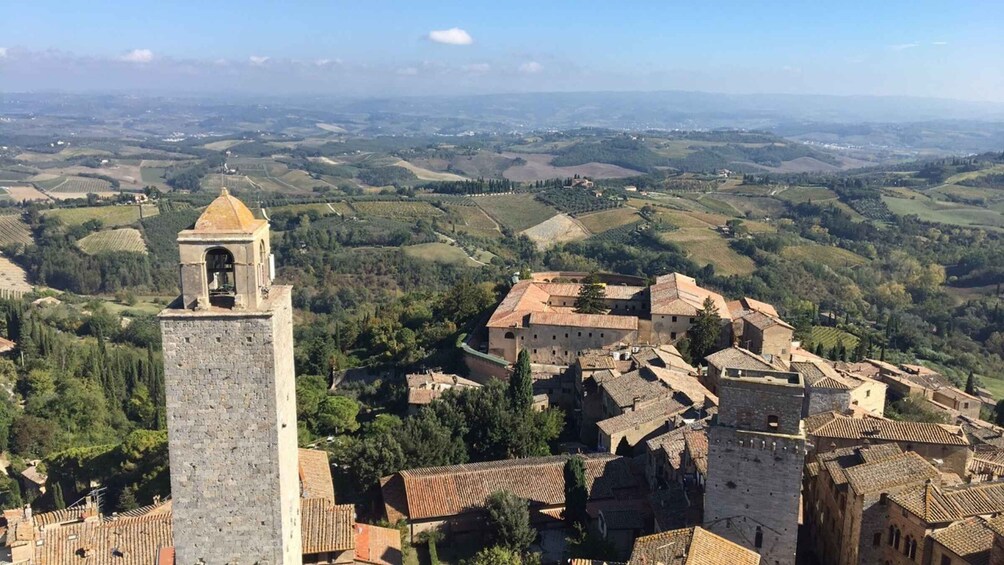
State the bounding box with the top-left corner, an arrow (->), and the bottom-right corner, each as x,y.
688,297 -> 722,363
574,273 -> 606,314
485,490 -> 537,552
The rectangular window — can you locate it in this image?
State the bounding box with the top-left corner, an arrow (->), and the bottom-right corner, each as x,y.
941,556 -> 952,565
671,332 -> 677,340
672,316 -> 677,322
872,532 -> 881,547
577,332 -> 582,337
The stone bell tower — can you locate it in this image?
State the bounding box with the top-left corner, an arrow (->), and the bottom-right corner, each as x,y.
159,189 -> 300,565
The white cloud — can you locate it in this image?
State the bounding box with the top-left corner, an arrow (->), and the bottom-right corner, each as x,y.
315,58 -> 342,67
428,28 -> 473,45
120,49 -> 154,63
0,47 -> 7,59
890,43 -> 920,51
249,55 -> 270,65
463,63 -> 491,74
518,61 -> 543,74
932,41 -> 949,46
396,67 -> 419,76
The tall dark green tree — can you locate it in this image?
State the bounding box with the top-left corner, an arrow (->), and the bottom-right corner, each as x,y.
965,371 -> 977,396
688,297 -> 722,363
995,399 -> 1004,427
574,273 -> 606,314
485,490 -> 536,552
508,349 -> 533,413
52,482 -> 66,510
563,456 -> 588,528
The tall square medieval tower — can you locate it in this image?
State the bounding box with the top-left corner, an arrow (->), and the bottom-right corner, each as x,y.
704,367 -> 806,565
159,189 -> 301,565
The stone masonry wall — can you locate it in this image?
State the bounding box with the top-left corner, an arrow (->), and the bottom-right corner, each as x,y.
704,427 -> 805,565
160,286 -> 301,565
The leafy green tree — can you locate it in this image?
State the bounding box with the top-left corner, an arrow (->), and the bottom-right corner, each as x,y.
10,415 -> 58,457
563,456 -> 589,528
470,546 -> 523,565
396,411 -> 467,468
315,395 -> 361,435
351,435 -> 405,491
437,278 -> 495,328
688,297 -> 722,363
485,490 -> 537,552
508,349 -> 534,413
0,476 -> 22,510
574,274 -> 606,314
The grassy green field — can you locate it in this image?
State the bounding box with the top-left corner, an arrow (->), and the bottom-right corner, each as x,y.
402,242 -> 478,267
667,233 -> 756,276
43,204 -> 160,227
0,215 -> 34,246
882,194 -> 1004,230
696,196 -> 742,216
781,244 -> 869,269
979,376 -> 1004,402
443,204 -> 499,238
271,201 -> 356,217
777,186 -> 839,204
47,176 -> 114,193
474,193 -> 557,232
577,207 -> 642,233
808,326 -> 860,350
77,228 -> 148,254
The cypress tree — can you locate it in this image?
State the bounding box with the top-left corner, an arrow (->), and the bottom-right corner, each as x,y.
688,297 -> 722,363
508,349 -> 533,413
965,371 -> 977,396
563,456 -> 588,528
52,482 -> 65,510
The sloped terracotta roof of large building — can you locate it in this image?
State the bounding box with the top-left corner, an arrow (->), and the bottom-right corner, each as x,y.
704,347 -> 776,372
192,188 -> 266,233
380,454 -> 637,522
807,411 -> 969,446
299,448 -> 335,503
930,517 -> 995,565
301,499 -> 355,554
792,360 -> 854,391
646,366 -> 715,406
649,273 -> 732,319
843,452 -> 941,495
486,280 -> 554,328
597,397 -> 689,435
32,512 -> 173,565
683,428 -> 709,475
627,527 -> 760,565
529,311 -> 638,330
741,310 -> 794,332
894,479 -> 1004,525
600,368 -> 674,409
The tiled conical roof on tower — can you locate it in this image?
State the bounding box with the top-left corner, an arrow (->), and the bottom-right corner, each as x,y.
193,188 -> 266,233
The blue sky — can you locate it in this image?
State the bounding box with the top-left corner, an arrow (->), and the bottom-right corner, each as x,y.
2,0 -> 1002,100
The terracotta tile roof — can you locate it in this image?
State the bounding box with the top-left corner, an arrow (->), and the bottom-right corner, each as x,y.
301,498 -> 355,554
33,512 -> 173,565
646,366 -> 715,406
987,514 -> 1004,538
486,281 -> 553,328
597,398 -> 688,435
577,351 -> 617,371
570,560 -> 625,565
683,428 -> 708,475
600,369 -> 673,410
192,188 -> 266,233
816,444 -> 904,487
704,347 -> 775,372
627,527 -> 760,565
299,448 -> 335,503
742,310 -> 794,331
739,297 -> 779,318
528,311 -> 638,330
808,412 -> 969,446
380,454 -> 638,522
535,283 -> 646,301
890,482 -> 961,523
646,427 -> 689,471
0,336 -> 16,352
890,480 -> 1004,523
843,452 -> 940,495
792,360 -> 853,390
930,517 -> 994,565
649,273 -> 732,320
354,523 -> 402,565
156,547 -> 174,565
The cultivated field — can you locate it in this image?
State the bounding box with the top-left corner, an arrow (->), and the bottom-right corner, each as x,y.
474,193 -> 557,232
271,202 -> 356,217
0,255 -> 32,294
500,152 -> 644,182
351,201 -> 444,220
882,194 -> 1004,230
776,186 -> 840,204
0,215 -> 34,246
1,185 -> 51,202
43,204 -> 160,227
41,176 -> 114,193
521,214 -> 590,248
577,208 -> 642,233
394,160 -> 468,182
809,326 -> 860,350
77,228 -> 148,255
140,167 -> 167,184
664,232 -> 756,276
443,204 -> 500,238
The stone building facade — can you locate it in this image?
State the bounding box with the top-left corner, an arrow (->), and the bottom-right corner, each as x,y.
159,190 -> 301,565
703,368 -> 805,565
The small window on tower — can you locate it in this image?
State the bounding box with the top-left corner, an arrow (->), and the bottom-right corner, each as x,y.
754,526 -> 763,549
767,415 -> 779,430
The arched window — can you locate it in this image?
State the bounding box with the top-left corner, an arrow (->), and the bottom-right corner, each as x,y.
908,538 -> 917,560
888,525 -> 894,546
206,248 -> 236,307
893,528 -> 901,550
903,535 -> 912,555
754,526 -> 763,549
503,332 -> 515,339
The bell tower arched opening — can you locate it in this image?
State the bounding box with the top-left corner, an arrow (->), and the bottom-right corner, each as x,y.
206,248 -> 236,307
